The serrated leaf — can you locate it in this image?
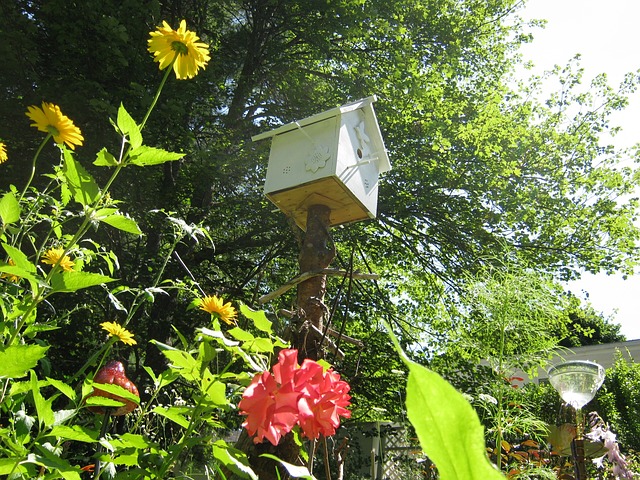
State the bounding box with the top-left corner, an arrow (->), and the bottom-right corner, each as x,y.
31,371 -> 55,428
94,148 -> 118,167
46,377 -> 77,400
152,406 -> 190,429
85,396 -> 126,408
48,425 -> 98,443
128,146 -> 184,167
98,212 -> 142,235
53,409 -> 76,426
0,192 -> 20,225
63,148 -> 100,206
117,104 -> 142,149
50,271 -> 115,293
90,382 -> 140,405
2,243 -> 36,273
240,303 -> 272,334
0,345 -> 49,379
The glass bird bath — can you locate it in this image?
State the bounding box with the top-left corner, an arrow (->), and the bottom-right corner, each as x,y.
548,360 -> 605,480
548,360 -> 605,409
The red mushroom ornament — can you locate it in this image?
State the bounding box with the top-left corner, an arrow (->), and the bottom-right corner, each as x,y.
87,360 -> 139,416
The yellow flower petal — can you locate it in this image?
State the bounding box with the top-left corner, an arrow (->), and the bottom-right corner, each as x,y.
100,321 -> 137,346
0,142 -> 7,164
148,19 -> 210,80
198,295 -> 237,325
41,247 -> 75,272
25,102 -> 84,150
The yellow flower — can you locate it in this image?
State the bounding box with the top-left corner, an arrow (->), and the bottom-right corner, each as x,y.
26,102 -> 84,150
0,142 -> 7,164
198,295 -> 237,325
1,259 -> 20,283
100,321 -> 137,346
41,247 -> 75,271
148,20 -> 210,80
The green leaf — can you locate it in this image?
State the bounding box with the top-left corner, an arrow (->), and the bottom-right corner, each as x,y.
387,325 -> 504,480
128,146 -> 184,167
48,425 -> 98,443
161,350 -> 200,382
50,271 -> 115,293
90,382 -> 140,405
98,212 -> 142,235
200,369 -> 228,406
213,440 -> 258,480
152,406 -> 190,429
63,148 -> 100,206
0,345 -> 49,379
240,303 -> 273,334
46,377 -> 77,401
84,396 -> 126,408
259,454 -> 316,479
0,458 -> 31,476
117,103 -> 143,149
228,327 -> 255,342
245,337 -> 275,354
198,327 -> 240,347
93,147 -> 118,167
0,192 -> 20,225
31,370 -> 55,428
2,243 -> 36,273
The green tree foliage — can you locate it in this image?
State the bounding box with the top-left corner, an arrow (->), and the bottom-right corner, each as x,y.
560,294 -> 626,347
596,354 -> 640,451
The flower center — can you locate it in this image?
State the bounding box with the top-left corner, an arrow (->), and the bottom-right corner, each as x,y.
171,40 -> 189,55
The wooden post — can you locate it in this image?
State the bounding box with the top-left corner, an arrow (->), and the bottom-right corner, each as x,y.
231,204 -> 336,480
293,204 -> 335,362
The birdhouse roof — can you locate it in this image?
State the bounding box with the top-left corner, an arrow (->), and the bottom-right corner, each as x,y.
252,96 -> 390,173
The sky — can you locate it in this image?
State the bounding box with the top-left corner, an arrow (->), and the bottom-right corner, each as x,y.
517,0 -> 640,339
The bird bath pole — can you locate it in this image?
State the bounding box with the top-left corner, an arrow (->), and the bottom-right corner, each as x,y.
548,360 -> 605,480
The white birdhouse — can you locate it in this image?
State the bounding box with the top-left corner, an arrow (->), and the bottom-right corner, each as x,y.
252,96 -> 391,230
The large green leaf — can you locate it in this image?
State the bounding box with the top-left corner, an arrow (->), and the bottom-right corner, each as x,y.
387,327 -> 504,480
96,210 -> 142,235
63,148 -> 100,206
50,271 -> 115,293
0,344 -> 49,379
152,405 -> 191,429
117,103 -> 143,149
239,303 -> 273,334
48,425 -> 98,443
128,146 -> 184,166
0,192 -> 20,225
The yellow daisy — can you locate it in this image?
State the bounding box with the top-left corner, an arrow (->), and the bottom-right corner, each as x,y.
198,295 -> 237,325
0,142 -> 7,164
41,247 -> 75,272
100,321 -> 137,346
148,19 -> 210,80
26,102 -> 84,150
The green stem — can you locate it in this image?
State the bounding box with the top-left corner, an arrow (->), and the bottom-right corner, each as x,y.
18,134 -> 51,203
140,56 -> 176,131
